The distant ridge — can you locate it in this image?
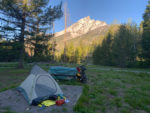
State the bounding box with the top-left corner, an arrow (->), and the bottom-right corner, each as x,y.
54,16 -> 108,39
53,16 -> 109,52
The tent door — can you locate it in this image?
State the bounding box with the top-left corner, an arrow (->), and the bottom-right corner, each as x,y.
35,75 -> 57,97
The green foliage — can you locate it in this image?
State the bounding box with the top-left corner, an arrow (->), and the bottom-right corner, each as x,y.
141,1 -> 150,63
93,32 -> 113,65
125,88 -> 150,112
0,0 -> 63,67
93,23 -> 141,68
60,42 -> 92,64
60,43 -> 75,63
111,97 -> 122,107
112,24 -> 140,67
0,41 -> 27,62
25,1 -> 63,60
48,40 -> 57,61
74,46 -> 82,64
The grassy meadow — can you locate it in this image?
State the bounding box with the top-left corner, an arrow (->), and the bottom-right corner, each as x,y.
0,63 -> 150,113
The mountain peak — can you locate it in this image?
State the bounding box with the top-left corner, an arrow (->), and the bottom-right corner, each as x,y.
55,16 -> 107,38
79,16 -> 91,21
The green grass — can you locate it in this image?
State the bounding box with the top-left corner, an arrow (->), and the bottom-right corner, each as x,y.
0,62 -> 18,67
87,64 -> 150,72
74,68 -> 150,113
0,63 -> 150,113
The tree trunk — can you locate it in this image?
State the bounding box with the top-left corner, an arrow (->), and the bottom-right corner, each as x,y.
34,23 -> 39,57
18,14 -> 26,68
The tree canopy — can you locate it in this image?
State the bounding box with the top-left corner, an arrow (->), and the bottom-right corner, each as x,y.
141,1 -> 150,63
0,0 -> 63,68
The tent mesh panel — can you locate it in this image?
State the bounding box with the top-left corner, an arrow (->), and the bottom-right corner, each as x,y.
35,75 -> 57,97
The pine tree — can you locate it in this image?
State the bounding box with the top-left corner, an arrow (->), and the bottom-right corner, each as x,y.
65,43 -> 75,63
48,40 -> 57,61
93,32 -> 113,65
75,47 -> 82,64
93,45 -> 101,65
27,3 -> 62,58
141,1 -> 150,62
0,0 -> 62,68
112,24 -> 139,67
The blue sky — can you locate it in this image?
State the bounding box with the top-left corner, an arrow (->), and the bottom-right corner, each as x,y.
50,0 -> 148,32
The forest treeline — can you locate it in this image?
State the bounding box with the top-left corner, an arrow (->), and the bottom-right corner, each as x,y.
0,0 -> 63,68
0,1 -> 150,68
93,1 -> 150,68
93,23 -> 142,67
56,1 -> 150,68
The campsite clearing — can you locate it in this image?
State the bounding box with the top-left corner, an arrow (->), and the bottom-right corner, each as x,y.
0,63 -> 150,113
0,85 -> 82,113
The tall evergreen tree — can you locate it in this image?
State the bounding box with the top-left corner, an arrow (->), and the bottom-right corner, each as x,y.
48,39 -> 57,61
0,0 -> 62,68
74,47 -> 82,64
93,32 -> 113,65
0,40 -> 20,62
26,3 -> 62,58
141,1 -> 150,63
112,24 -> 139,67
93,23 -> 140,67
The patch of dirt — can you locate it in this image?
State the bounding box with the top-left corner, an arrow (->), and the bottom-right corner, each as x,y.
0,85 -> 83,113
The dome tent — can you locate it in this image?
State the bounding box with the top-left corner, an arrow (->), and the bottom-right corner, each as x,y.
17,65 -> 63,105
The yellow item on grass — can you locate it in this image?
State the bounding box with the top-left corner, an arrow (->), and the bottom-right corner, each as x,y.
57,96 -> 66,100
38,100 -> 56,107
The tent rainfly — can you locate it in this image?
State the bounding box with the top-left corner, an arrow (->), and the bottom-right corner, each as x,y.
17,65 -> 63,105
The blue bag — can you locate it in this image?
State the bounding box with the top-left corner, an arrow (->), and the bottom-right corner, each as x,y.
48,66 -> 78,80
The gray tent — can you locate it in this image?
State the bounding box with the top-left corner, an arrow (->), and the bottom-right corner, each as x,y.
17,65 -> 63,104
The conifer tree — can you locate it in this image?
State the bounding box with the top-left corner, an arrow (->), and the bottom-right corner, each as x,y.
93,32 -> 113,65
141,1 -> 150,63
0,0 -> 62,68
112,24 -> 139,67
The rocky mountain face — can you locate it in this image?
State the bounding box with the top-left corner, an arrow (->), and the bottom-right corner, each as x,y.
52,16 -> 109,53
54,16 -> 108,40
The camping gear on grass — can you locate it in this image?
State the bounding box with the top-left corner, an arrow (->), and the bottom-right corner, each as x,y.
38,100 -> 56,107
38,94 -> 67,108
48,95 -> 58,100
56,99 -> 65,106
48,65 -> 87,83
65,99 -> 70,103
17,65 -> 63,105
